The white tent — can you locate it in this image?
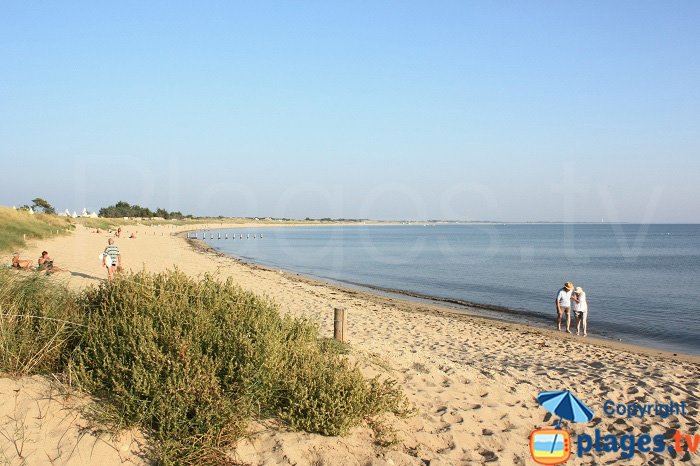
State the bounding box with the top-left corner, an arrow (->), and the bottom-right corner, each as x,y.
72,211 -> 78,218
28,207 -> 34,215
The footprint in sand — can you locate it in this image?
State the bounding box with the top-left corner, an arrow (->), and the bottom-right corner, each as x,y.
442,411 -> 464,424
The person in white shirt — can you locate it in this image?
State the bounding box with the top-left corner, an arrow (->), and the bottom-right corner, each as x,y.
572,286 -> 588,336
555,282 -> 574,333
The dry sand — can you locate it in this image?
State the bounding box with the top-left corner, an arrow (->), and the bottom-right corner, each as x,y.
2,224 -> 699,465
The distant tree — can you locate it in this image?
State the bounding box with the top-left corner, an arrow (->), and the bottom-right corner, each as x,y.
31,198 -> 56,214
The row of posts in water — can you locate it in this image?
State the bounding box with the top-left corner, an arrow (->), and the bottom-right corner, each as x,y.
186,232 -> 263,240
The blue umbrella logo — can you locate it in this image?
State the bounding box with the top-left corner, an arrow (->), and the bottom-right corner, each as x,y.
537,390 -> 594,427
533,390 -> 593,461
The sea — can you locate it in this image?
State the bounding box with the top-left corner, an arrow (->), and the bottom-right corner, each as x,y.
203,224 -> 700,355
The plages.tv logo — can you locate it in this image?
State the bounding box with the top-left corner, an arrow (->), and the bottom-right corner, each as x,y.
529,390 -> 593,465
530,390 -> 699,464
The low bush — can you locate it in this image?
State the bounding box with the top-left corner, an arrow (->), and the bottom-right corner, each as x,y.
0,269 -> 409,464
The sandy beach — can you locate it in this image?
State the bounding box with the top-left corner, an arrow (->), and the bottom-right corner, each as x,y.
2,224 -> 699,465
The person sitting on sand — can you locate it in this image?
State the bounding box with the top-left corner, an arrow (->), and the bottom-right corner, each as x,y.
555,281 -> 574,333
11,253 -> 33,270
129,232 -> 137,239
572,286 -> 588,336
37,251 -> 64,273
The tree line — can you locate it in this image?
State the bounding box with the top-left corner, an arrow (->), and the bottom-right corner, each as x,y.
15,198 -> 191,219
98,201 -> 191,219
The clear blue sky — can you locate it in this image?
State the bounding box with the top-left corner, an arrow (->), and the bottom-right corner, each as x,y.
1,1 -> 698,221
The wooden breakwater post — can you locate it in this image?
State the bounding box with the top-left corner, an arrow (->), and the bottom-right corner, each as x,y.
333,307 -> 346,342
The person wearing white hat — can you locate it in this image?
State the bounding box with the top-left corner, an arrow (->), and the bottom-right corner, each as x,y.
571,286 -> 588,336
556,281 -> 574,332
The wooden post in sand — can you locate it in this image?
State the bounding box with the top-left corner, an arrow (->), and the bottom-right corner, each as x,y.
334,307 -> 346,342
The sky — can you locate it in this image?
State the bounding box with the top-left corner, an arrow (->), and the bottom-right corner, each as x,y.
1,1 -> 698,222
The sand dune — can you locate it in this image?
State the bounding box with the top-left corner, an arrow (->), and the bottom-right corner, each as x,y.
2,225 -> 699,465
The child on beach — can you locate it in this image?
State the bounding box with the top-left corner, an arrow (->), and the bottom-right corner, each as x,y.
572,287 -> 588,336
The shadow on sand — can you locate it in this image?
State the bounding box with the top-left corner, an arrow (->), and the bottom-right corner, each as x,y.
70,271 -> 102,281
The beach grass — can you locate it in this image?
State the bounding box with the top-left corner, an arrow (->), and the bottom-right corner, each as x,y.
0,268 -> 82,375
0,268 -> 410,465
0,207 -> 74,253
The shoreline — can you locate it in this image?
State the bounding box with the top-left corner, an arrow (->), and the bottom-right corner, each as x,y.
184,230 -> 700,363
4,224 -> 699,465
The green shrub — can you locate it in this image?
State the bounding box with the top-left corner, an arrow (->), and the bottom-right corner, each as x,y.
68,270 -> 410,464
0,268 -> 410,464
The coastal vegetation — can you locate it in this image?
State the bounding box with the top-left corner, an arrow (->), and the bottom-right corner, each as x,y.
98,200 -> 191,220
0,206 -> 74,253
0,268 -> 410,464
0,205 -> 377,255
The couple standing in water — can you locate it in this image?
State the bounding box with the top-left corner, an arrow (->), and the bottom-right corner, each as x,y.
556,282 -> 588,336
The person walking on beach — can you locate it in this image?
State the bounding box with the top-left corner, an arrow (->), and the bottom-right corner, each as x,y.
572,286 -> 588,336
103,238 -> 121,281
556,282 -> 574,332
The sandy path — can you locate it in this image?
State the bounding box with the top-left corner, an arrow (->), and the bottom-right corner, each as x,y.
2,225 -> 699,465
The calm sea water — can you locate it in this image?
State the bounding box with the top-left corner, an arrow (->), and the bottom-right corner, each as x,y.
204,224 -> 700,355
